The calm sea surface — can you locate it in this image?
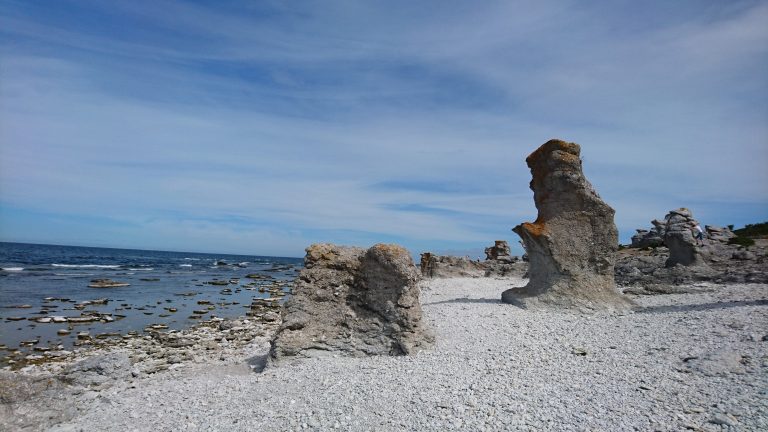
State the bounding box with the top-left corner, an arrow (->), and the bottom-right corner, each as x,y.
0,242 -> 302,362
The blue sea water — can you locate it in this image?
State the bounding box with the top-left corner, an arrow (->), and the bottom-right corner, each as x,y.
0,242 -> 302,362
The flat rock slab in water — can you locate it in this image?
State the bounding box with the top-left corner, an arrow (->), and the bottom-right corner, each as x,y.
89,279 -> 130,288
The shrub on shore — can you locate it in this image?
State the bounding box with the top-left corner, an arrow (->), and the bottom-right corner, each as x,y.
728,236 -> 756,247
733,222 -> 768,238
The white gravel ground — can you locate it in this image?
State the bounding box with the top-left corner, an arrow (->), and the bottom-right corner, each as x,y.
49,277 -> 767,431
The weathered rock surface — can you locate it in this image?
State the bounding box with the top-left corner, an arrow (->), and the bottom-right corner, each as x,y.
0,371 -> 76,431
60,352 -> 132,388
270,243 -> 433,364
502,139 -> 632,311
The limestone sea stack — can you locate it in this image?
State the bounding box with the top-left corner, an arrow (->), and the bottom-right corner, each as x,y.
502,139 -> 633,311
269,243 -> 433,364
663,208 -> 709,267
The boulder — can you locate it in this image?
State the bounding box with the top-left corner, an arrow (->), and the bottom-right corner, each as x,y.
270,243 -> 433,364
501,139 -> 632,311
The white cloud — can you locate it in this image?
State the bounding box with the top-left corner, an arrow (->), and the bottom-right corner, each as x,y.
1,0 -> 766,256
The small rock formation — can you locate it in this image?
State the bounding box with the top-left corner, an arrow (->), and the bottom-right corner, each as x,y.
420,253 -> 486,278
420,248 -> 525,279
629,216 -> 737,250
630,219 -> 666,248
705,225 -> 736,243
663,208 -> 708,267
501,139 -> 632,311
484,240 -> 514,262
270,243 -> 433,364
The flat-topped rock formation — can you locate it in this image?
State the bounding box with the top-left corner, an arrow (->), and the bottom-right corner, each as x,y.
501,139 -> 632,311
270,243 -> 433,364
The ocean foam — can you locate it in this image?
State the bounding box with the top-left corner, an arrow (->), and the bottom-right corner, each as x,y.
52,264 -> 121,269
1,267 -> 24,271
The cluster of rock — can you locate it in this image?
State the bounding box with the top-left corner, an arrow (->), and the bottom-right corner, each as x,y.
501,139 -> 632,311
617,209 -> 766,292
632,217 -> 737,250
7,315 -> 278,375
420,241 -> 526,279
630,219 -> 667,248
419,253 -> 486,278
269,243 -> 433,364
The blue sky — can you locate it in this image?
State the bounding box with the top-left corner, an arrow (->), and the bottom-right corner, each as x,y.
1,0 -> 766,258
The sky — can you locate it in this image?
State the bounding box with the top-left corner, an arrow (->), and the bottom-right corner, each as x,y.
1,0 -> 767,258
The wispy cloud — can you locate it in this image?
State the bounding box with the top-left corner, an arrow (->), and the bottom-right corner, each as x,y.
1,0 -> 766,256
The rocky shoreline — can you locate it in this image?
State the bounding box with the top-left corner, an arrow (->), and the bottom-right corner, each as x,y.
0,312 -> 282,431
2,276 -> 765,431
0,272 -> 293,370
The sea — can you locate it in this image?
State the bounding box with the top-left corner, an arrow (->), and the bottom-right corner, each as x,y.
0,242 -> 303,364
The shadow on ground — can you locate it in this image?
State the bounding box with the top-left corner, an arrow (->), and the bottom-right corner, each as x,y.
423,297 -> 502,306
246,353 -> 269,373
638,299 -> 768,314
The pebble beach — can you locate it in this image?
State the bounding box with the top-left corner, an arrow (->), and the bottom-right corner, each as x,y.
5,276 -> 764,431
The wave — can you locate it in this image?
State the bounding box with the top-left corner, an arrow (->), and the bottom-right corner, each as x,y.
183,258 -> 201,261
126,268 -> 154,271
179,264 -> 193,267
1,267 -> 24,272
52,264 -> 121,269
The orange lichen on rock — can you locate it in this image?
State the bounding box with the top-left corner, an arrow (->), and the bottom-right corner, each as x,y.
525,139 -> 579,166
520,221 -> 546,237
